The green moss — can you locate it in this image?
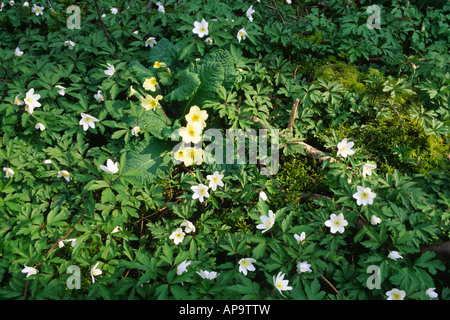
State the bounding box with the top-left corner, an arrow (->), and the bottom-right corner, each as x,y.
313,61 -> 366,93
274,153 -> 328,207
323,117 -> 449,175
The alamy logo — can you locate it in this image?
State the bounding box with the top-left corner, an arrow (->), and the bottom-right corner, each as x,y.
171,128 -> 280,175
366,5 -> 381,30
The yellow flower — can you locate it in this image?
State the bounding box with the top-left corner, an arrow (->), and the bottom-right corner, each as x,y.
141,94 -> 163,111
143,77 -> 158,92
185,105 -> 208,128
153,61 -> 166,69
128,85 -> 136,97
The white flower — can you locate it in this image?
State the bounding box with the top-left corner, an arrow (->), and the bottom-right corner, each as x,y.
425,288 -> 438,299
273,272 -> 292,297
79,113 -> 99,131
256,210 -> 275,233
259,191 -> 268,201
22,265 -> 38,278
32,3 -> 44,15
104,63 -> 115,78
14,47 -> 23,57
24,88 -> 41,114
205,37 -> 213,45
192,18 -> 209,38
99,159 -> 119,174
297,261 -> 312,274
55,85 -> 66,96
35,123 -> 45,131
181,220 -> 196,233
206,171 -> 224,191
353,186 -> 377,206
169,228 -> 185,245
94,90 -> 104,102
110,7 -> 118,15
337,138 -> 355,158
246,5 -> 255,22
386,288 -> 406,300
156,1 -> 164,12
58,238 -> 77,248
111,226 -> 123,234
237,28 -> 248,42
57,170 -> 71,182
43,159 -> 52,164
196,270 -> 218,280
145,37 -> 157,48
131,126 -> 141,136
362,163 -> 377,177
191,184 -> 209,203
324,213 -> 348,234
63,40 -> 76,50
9,0 -> 14,5
294,231 -> 306,244
388,251 -> 403,261
370,215 -> 382,225
286,0 -> 292,3
14,94 -> 23,106
238,258 -> 256,276
177,260 -> 191,275
90,262 -> 102,283
23,1 -> 29,7
3,167 -> 14,178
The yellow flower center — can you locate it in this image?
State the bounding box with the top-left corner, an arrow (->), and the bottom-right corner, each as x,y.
265,220 -> 272,228
241,260 -> 249,268
212,177 -> 219,183
191,114 -> 199,122
199,27 -> 206,33
85,117 -> 92,123
333,220 -> 342,227
392,293 -> 402,300
361,192 -> 369,200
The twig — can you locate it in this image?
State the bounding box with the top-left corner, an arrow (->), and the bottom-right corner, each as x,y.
93,0 -> 115,45
320,275 -> 343,299
288,98 -> 300,132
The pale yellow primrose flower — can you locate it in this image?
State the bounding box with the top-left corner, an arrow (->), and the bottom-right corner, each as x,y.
185,105 -> 208,128
141,94 -> 163,111
143,77 -> 158,92
179,122 -> 203,144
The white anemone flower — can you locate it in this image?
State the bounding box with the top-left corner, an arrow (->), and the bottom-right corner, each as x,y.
32,3 -> 44,15
79,113 -> 99,131
370,215 -> 382,225
388,251 -> 403,261
196,270 -> 218,280
94,90 -> 104,102
3,167 -> 14,178
24,88 -> 41,114
337,138 -> 355,158
177,260 -> 191,275
55,85 -> 66,96
131,126 -> 141,136
324,213 -> 348,234
145,37 -> 157,48
104,63 -> 115,78
386,288 -> 406,300
256,210 -> 275,233
156,1 -> 165,13
206,171 -> 224,191
238,258 -> 257,276
181,220 -> 196,233
273,272 -> 292,297
192,18 -> 209,38
294,231 -> 306,244
35,123 -> 45,131
22,265 -> 38,278
169,228 -> 185,246
14,47 -> 23,57
191,184 -> 209,203
63,40 -> 76,50
57,170 -> 71,182
362,163 -> 377,177
425,288 -> 438,299
99,159 -> 119,174
110,7 -> 118,15
246,5 -> 255,22
353,186 -> 377,206
90,262 -> 102,283
297,261 -> 312,274
237,28 -> 248,42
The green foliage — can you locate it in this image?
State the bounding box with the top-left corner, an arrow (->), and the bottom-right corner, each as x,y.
0,0 -> 448,301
